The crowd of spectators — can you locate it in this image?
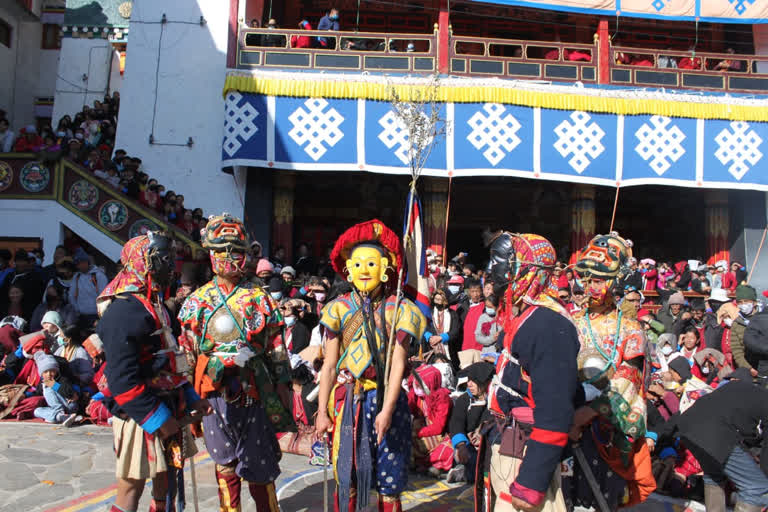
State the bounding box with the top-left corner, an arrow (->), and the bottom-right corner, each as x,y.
2,234 -> 765,507
1,98 -> 211,241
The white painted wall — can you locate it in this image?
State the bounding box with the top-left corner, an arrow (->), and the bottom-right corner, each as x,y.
0,199 -> 122,264
37,47 -> 60,100
114,0 -> 242,219
0,5 -> 19,125
52,38 -> 112,126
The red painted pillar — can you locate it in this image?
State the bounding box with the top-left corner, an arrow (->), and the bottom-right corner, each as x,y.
597,18 -> 610,84
246,0 -> 266,24
437,0 -> 450,74
227,0 -> 239,69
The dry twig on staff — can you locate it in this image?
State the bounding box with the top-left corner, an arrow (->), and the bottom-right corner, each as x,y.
381,75 -> 448,406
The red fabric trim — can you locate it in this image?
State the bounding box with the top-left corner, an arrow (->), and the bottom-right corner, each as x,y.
530,427 -> 569,447
114,383 -> 147,405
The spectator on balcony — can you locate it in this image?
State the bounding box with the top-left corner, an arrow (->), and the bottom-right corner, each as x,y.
112,148 -> 127,171
56,116 -> 74,140
544,47 -> 560,60
263,19 -> 285,48
317,8 -> 340,49
65,139 -> 83,162
69,250 -> 108,326
119,167 -> 140,200
13,125 -> 44,153
0,119 -> 15,153
564,48 -> 591,62
291,20 -> 314,49
245,19 -> 262,46
678,46 -> 702,70
658,49 -> 678,69
714,47 -> 744,72
83,148 -> 104,173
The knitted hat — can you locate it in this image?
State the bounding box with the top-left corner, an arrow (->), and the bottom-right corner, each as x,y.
735,285 -> 757,302
668,292 -> 686,306
446,274 -> 465,286
40,311 -> 63,331
34,352 -> 59,374
281,265 -> 296,277
668,356 -> 692,382
256,258 -> 274,275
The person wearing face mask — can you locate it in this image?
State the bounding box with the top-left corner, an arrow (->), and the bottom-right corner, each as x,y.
704,288 -> 730,351
54,324 -> 94,387
725,284 -> 758,376
317,8 -> 340,49
280,302 -> 310,356
692,348 -> 732,387
446,274 -> 469,323
422,289 -> 461,368
407,364 -> 453,478
475,294 -> 501,361
655,333 -> 678,372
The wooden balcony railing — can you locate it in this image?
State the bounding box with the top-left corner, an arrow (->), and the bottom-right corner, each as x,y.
609,46 -> 768,93
0,154 -> 202,254
237,27 -> 438,73
448,35 -> 597,83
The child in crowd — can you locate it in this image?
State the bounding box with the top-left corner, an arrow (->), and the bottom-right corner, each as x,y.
32,352 -> 81,426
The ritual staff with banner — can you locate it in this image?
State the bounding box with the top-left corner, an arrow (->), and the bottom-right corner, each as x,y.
98,233 -> 211,512
480,232 -> 581,512
178,214 -> 291,512
564,233 -> 656,511
315,219 -> 427,512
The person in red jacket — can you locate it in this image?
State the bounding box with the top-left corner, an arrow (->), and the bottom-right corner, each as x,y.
290,20 -> 313,48
722,261 -> 741,293
459,279 -> 485,367
408,364 -> 453,476
13,126 -> 44,152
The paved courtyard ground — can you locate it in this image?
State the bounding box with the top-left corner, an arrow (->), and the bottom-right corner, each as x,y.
0,423 -> 696,511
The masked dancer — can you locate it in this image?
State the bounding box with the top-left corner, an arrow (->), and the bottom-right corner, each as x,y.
315,219 -> 427,512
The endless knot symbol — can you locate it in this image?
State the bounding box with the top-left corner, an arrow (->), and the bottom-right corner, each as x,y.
223,91 -> 259,157
634,115 -> 686,175
466,103 -> 522,166
553,111 -> 605,174
377,109 -> 434,166
714,121 -> 763,180
287,98 -> 344,161
728,0 -> 755,15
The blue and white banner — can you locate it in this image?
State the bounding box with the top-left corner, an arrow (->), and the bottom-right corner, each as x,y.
222,91 -> 768,191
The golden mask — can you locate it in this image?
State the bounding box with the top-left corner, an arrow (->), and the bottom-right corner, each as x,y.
347,245 -> 389,294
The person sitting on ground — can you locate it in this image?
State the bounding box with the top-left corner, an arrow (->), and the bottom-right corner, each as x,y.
408,364 -> 453,478
32,352 -> 81,427
54,324 -> 93,387
447,361 -> 494,484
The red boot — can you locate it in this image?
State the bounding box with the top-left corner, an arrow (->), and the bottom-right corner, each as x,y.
378,494 -> 402,512
333,489 -> 357,512
248,481 -> 279,512
216,466 -> 242,512
148,499 -> 168,512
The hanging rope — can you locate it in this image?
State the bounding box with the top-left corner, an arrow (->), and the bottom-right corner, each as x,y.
747,225 -> 768,284
609,186 -> 620,233
442,176 -> 453,263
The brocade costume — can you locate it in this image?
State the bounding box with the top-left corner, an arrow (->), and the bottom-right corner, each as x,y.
178,214 -> 290,512
563,233 -> 655,511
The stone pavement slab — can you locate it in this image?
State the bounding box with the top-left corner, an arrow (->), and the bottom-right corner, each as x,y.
0,422 -> 679,511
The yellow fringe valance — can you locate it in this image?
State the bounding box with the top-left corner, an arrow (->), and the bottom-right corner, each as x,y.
223,74 -> 768,122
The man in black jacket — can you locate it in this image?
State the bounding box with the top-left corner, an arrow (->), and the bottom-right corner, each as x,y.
744,307 -> 768,376
675,371 -> 768,512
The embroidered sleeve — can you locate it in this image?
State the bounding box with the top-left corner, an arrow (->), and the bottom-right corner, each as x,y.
320,299 -> 343,334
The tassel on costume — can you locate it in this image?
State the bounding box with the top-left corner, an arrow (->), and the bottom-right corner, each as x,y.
216,467 -> 242,512
334,489 -> 357,512
248,482 -> 279,512
378,494 -> 402,512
